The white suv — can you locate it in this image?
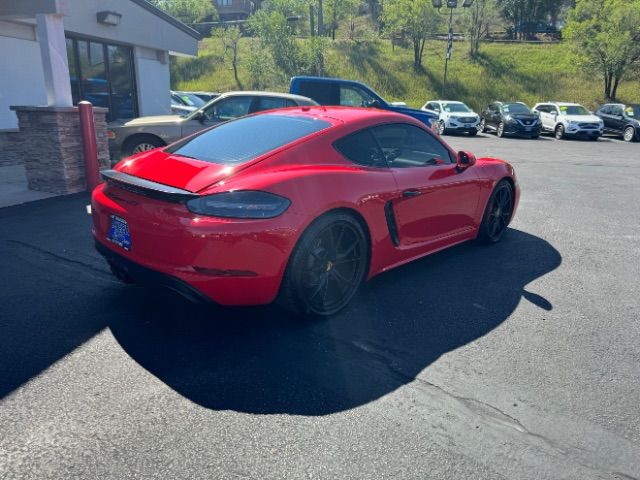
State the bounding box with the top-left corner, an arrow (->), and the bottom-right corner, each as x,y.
421,100 -> 480,136
532,102 -> 604,140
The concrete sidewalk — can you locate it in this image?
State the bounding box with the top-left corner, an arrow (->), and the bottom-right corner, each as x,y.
0,165 -> 57,208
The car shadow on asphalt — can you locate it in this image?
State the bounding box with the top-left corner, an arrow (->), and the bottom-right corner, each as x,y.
106,228 -> 561,416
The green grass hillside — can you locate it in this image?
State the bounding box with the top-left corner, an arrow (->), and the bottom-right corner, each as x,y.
171,37 -> 639,112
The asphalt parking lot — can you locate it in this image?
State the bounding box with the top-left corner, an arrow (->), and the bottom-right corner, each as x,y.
1,132 -> 639,479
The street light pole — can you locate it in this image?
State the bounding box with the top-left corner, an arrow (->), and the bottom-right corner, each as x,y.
432,0 -> 474,99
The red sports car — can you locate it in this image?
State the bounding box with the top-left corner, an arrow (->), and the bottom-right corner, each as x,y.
92,106 -> 519,316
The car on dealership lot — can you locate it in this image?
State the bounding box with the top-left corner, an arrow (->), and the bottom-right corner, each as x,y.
108,91 -> 317,158
595,103 -> 640,142
478,101 -> 542,139
533,102 -> 604,140
93,107 -> 519,317
420,100 -> 480,136
289,76 -> 437,128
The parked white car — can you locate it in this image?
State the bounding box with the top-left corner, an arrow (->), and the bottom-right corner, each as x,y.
420,100 -> 480,136
532,102 -> 604,140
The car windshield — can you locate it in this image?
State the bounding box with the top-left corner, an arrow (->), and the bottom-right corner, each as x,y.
177,93 -> 205,108
442,102 -> 471,113
503,103 -> 531,114
165,114 -> 332,165
625,105 -> 640,117
560,105 -> 589,115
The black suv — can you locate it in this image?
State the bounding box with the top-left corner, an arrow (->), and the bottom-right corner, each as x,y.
595,103 -> 640,142
478,101 -> 542,139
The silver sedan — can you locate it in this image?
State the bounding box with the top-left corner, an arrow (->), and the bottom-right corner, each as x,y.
107,91 -> 318,159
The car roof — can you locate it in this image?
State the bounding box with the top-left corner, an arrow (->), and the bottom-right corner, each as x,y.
217,90 -> 316,103
259,105 -> 419,126
429,100 -> 465,104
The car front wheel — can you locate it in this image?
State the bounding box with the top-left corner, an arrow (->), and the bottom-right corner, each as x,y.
278,212 -> 369,317
623,126 -> 636,142
437,120 -> 446,135
477,180 -> 514,244
496,122 -> 505,138
555,124 -> 565,140
477,119 -> 486,133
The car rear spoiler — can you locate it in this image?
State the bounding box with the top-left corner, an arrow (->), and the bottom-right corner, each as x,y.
101,170 -> 198,202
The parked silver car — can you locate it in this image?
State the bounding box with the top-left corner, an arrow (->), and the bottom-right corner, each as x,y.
108,91 -> 318,158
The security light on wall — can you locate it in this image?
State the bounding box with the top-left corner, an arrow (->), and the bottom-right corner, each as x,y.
447,0 -> 458,7
97,11 -> 122,26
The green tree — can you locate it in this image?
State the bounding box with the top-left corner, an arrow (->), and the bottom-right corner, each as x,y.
324,0 -> 360,39
564,0 -> 640,100
497,0 -> 544,39
148,0 -> 217,24
214,26 -> 243,89
459,0 -> 500,56
382,0 -> 441,68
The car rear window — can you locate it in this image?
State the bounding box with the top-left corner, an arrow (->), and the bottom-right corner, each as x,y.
165,114 -> 332,165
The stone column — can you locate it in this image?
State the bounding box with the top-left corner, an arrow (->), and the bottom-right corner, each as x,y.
10,106 -> 110,195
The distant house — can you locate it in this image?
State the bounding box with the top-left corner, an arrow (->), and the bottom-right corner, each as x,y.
214,0 -> 262,22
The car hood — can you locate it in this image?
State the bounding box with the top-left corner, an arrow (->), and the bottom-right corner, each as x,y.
115,149 -> 238,193
121,115 -> 185,127
563,114 -> 601,123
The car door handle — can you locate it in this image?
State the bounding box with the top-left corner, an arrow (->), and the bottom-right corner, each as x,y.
402,189 -> 421,198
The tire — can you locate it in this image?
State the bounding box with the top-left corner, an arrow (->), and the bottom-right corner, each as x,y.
476,180 -> 514,244
496,122 -> 505,138
477,119 -> 486,133
278,212 -> 369,317
555,124 -> 565,140
623,126 -> 636,142
437,120 -> 446,135
123,135 -> 165,157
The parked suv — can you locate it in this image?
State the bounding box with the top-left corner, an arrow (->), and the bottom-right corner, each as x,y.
533,102 -> 604,140
420,100 -> 480,136
108,91 -> 317,158
479,101 -> 541,138
595,103 -> 640,142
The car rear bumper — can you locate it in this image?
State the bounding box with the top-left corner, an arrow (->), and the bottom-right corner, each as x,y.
91,183 -> 299,306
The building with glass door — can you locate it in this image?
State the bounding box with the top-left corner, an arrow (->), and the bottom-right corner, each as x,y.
0,0 -> 201,135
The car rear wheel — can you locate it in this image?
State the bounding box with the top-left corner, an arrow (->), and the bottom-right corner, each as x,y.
555,124 -> 565,140
477,180 -> 513,244
124,135 -> 165,157
623,126 -> 636,142
496,122 -> 505,137
278,213 -> 368,317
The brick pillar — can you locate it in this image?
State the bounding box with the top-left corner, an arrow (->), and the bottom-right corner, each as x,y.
10,105 -> 110,194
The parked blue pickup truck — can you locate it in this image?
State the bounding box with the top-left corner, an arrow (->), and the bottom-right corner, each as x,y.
289,76 -> 437,128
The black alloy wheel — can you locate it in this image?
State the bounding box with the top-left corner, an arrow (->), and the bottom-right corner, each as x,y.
477,180 -> 514,244
279,213 -> 368,317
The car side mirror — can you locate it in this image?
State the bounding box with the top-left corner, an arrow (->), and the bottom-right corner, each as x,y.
368,99 -> 382,109
192,110 -> 205,123
456,151 -> 476,171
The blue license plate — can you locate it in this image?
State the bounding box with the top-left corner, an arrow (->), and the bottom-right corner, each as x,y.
107,215 -> 131,251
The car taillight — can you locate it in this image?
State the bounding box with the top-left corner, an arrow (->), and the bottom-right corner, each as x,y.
186,191 -> 291,219
106,130 -> 116,140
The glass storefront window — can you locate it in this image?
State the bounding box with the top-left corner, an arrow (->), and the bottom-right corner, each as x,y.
66,37 -> 137,121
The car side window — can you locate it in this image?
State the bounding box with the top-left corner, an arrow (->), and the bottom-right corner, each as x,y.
255,97 -> 296,111
372,123 -> 452,168
611,105 -> 623,116
334,129 -> 387,168
340,86 -> 375,107
205,96 -> 252,122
